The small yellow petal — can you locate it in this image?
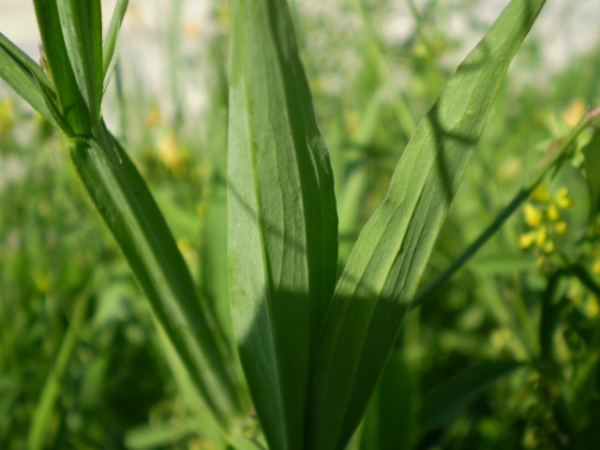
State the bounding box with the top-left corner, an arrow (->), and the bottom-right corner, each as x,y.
524,203 -> 543,227
535,226 -> 547,247
530,185 -> 550,202
561,98 -> 586,127
584,296 -> 599,318
520,232 -> 536,248
547,204 -> 560,221
554,221 -> 567,234
555,187 -> 574,208
592,260 -> 600,274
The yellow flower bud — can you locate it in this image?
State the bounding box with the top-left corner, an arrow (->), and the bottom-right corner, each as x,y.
524,203 -> 543,227
554,221 -> 567,234
535,226 -> 547,247
530,185 -> 549,202
555,187 -> 573,208
547,204 -> 560,221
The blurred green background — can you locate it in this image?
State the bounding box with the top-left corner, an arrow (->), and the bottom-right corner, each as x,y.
1,0 -> 600,448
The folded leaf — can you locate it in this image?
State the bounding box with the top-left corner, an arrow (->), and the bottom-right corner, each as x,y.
56,0 -> 104,124
33,0 -> 92,135
227,0 -> 338,448
306,1 -> 546,448
70,128 -> 243,428
0,33 -> 56,126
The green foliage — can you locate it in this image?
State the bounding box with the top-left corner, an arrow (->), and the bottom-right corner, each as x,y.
1,0 -> 600,449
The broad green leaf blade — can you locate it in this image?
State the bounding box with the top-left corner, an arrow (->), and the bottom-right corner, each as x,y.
419,360 -> 525,431
33,0 -> 91,135
69,127 -> 244,428
583,130 -> 600,221
56,0 -> 104,124
0,33 -> 57,126
228,0 -> 338,448
306,1 -> 546,448
102,0 -> 129,90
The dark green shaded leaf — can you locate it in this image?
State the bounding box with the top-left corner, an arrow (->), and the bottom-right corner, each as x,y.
419,360 -> 525,431
70,126 -> 243,428
583,130 -> 600,221
360,353 -> 418,450
306,1 -> 546,448
227,0 -> 338,448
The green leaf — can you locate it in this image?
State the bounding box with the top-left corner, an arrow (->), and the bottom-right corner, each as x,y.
55,0 -> 104,124
33,0 -> 92,135
27,283 -> 93,450
360,352 -> 418,450
419,360 -> 526,431
227,0 -> 338,448
583,130 -> 600,221
69,127 -> 244,428
0,33 -> 57,126
306,1 -> 546,448
102,0 -> 129,90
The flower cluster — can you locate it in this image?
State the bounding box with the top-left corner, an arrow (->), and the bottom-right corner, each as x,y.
519,185 -> 573,255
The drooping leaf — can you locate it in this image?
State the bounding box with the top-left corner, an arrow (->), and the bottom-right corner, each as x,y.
306,1 -> 547,448
227,0 -> 338,448
583,130 -> 600,221
69,127 -> 244,428
0,33 -> 56,126
33,0 -> 91,135
419,360 -> 526,431
55,0 -> 104,124
102,0 -> 129,90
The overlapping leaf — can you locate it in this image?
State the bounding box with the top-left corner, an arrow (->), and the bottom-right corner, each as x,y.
227,0 -> 338,448
306,1 -> 547,448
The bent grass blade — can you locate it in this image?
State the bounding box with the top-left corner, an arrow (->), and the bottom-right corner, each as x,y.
306,1 -> 547,448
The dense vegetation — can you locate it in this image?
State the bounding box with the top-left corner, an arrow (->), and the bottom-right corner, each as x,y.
1,0 -> 599,449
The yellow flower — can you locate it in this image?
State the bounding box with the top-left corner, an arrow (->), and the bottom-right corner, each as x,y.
547,204 -> 559,221
554,221 -> 567,234
584,296 -> 599,319
592,260 -> 600,274
535,226 -> 547,247
520,231 -> 537,248
530,184 -> 550,202
561,98 -> 586,127
543,240 -> 555,253
555,188 -> 573,208
524,203 -> 543,227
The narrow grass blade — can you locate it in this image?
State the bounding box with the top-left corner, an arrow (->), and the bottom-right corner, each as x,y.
228,0 -> 338,448
419,360 -> 525,431
306,1 -> 546,448
69,128 -> 243,428
27,282 -> 93,450
0,33 -> 56,125
33,0 -> 91,135
102,0 -> 129,90
56,0 -> 104,124
583,129 -> 600,221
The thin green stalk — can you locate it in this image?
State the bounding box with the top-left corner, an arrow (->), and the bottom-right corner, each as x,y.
27,280 -> 94,450
413,105 -> 600,308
